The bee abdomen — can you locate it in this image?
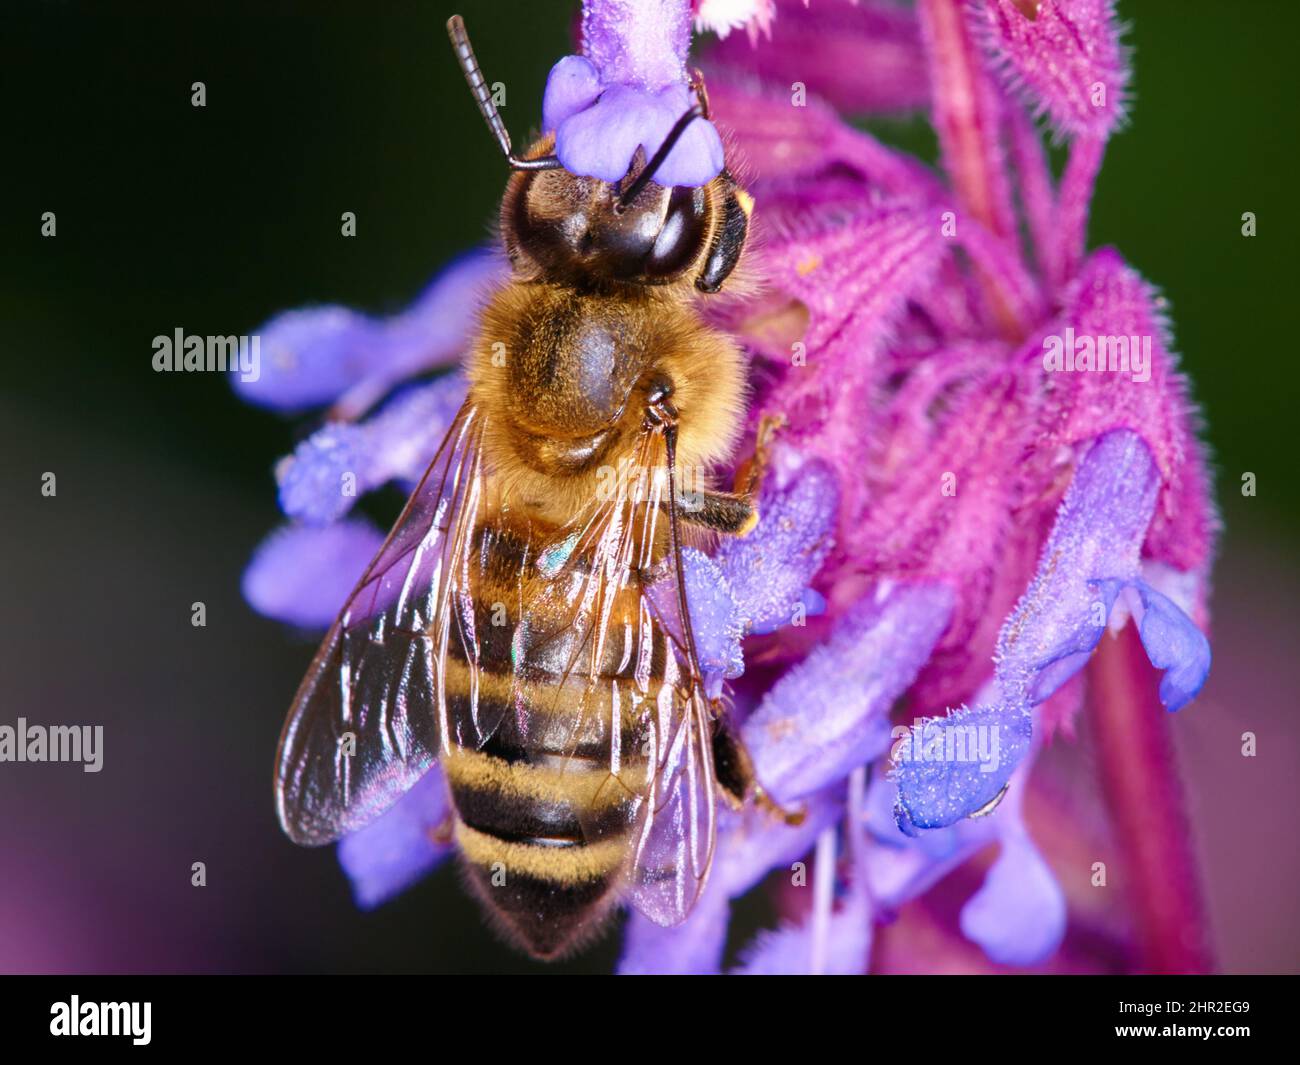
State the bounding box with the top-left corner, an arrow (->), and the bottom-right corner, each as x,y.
441,512 -> 671,957
444,747 -> 639,843
457,822 -> 623,960
448,748 -> 640,959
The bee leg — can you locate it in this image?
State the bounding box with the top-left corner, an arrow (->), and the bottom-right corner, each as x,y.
643,378 -> 752,534
712,718 -> 806,826
678,489 -> 756,535
688,67 -> 712,119
677,413 -> 786,536
732,413 -> 785,498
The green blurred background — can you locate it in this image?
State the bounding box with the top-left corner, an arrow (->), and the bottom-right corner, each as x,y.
1,1 -> 1295,973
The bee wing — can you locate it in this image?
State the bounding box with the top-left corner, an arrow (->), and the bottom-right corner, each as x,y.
622,678 -> 718,926
274,402 -> 485,846
546,429 -> 718,926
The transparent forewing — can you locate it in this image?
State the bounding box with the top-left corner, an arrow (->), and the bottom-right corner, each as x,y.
534,430 -> 718,926
623,675 -> 718,925
274,404 -> 485,846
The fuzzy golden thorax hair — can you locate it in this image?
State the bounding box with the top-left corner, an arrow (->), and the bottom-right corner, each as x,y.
467,277 -> 747,528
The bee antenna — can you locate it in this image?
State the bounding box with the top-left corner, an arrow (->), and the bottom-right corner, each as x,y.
616,104 -> 705,209
446,15 -> 563,173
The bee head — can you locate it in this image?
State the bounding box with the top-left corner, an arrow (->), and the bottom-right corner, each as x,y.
503,162 -> 714,287
446,18 -> 742,291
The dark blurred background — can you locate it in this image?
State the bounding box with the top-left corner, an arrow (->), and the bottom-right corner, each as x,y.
1,1 -> 1296,974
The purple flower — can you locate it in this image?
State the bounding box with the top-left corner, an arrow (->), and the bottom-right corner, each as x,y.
892,430 -> 1209,835
337,767 -> 454,909
973,0 -> 1129,140
242,0 -> 1218,974
744,582 -> 954,805
867,739 -> 1067,967
708,0 -> 929,114
239,249 -> 503,418
243,519 -> 383,630
276,373 -> 468,526
543,1 -> 725,186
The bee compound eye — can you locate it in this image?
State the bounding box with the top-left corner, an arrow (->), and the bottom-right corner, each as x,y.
646,186 -> 707,279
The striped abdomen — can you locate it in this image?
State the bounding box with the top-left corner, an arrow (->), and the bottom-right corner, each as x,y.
441,515 -> 673,959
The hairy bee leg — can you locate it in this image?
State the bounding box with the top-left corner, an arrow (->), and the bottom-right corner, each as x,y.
732,413 -> 785,498
711,719 -> 751,810
676,413 -> 787,535
428,815 -> 455,846
644,372 -> 758,535
677,488 -> 756,534
646,383 -> 790,828
711,718 -> 805,825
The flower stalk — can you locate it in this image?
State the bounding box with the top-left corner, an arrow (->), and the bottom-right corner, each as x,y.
917,0 -> 1028,340
1051,133 -> 1106,287
918,0 -> 1009,238
1088,625 -> 1215,974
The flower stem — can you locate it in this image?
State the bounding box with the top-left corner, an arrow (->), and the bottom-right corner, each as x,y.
1051,133 -> 1106,287
917,0 -> 1005,236
1087,625 -> 1215,973
916,0 -> 1029,340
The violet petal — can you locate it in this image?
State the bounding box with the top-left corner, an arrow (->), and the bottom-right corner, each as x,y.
713,443 -> 838,636
867,773 -> 999,905
961,832 -> 1060,967
997,430 -> 1158,700
583,0 -> 691,90
541,55 -> 603,131
546,2 -> 724,187
237,250 -> 500,413
892,702 -> 1032,837
336,767 -> 453,910
871,749 -> 1066,965
642,85 -> 726,187
555,82 -> 723,187
555,84 -> 663,182
716,794 -> 844,899
378,251 -> 504,381
732,888 -> 871,976
646,547 -> 744,698
618,893 -> 729,975
1127,580 -> 1212,712
242,519 -> 383,628
893,430 -> 1152,830
276,373 -> 468,525
745,582 -> 954,803
959,832 -> 1067,967
894,430 -> 1212,832
734,789 -> 872,976
869,736 -> 1008,902
239,306 -> 378,413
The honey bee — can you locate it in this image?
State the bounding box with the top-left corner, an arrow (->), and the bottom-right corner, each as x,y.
274,15 -> 782,960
